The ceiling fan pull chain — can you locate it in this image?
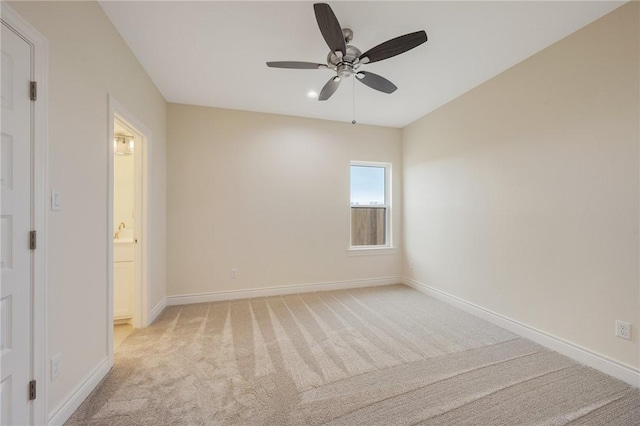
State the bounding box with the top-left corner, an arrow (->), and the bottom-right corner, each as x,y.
352,77 -> 356,125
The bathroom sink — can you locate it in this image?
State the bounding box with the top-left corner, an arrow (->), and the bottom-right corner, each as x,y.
114,228 -> 134,244
114,237 -> 134,244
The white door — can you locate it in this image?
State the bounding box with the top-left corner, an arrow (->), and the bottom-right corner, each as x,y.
1,22 -> 33,426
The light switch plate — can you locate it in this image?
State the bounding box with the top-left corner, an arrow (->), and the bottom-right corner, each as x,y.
51,353 -> 62,380
51,188 -> 62,211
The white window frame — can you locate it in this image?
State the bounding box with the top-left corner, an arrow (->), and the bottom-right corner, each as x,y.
348,161 -> 396,255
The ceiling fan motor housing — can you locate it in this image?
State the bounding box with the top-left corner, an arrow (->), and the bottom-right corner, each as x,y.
327,39 -> 361,78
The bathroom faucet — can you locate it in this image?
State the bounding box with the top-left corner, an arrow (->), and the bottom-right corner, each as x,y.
114,222 -> 126,239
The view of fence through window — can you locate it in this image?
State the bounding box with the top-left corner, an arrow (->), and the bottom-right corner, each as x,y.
350,164 -> 387,246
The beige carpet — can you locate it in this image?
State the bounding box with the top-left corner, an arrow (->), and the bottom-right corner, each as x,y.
67,285 -> 640,425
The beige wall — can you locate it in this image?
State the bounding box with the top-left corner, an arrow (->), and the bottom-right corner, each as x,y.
403,3 -> 639,368
8,1 -> 167,415
167,104 -> 402,296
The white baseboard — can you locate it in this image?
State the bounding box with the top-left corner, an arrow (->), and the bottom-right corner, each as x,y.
166,276 -> 402,306
149,297 -> 167,324
48,357 -> 112,426
403,277 -> 640,388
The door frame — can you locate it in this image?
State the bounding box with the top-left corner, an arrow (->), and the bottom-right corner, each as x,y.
0,4 -> 48,425
107,95 -> 150,361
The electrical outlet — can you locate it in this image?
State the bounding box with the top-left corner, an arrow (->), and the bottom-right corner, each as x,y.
615,320 -> 631,340
51,353 -> 62,380
231,268 -> 238,278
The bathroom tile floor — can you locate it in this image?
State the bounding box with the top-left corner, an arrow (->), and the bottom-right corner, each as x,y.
113,323 -> 133,352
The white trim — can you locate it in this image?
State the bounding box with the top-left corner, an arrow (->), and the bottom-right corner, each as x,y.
403,277 -> 640,387
167,277 -> 402,306
1,5 -> 49,425
107,105 -> 115,364
47,358 -> 111,426
347,247 -> 398,256
149,297 -> 167,324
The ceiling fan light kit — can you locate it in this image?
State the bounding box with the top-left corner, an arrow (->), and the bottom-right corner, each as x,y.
266,2 -> 428,101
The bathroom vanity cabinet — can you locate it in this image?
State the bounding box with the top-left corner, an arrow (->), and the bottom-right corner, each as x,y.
114,240 -> 135,321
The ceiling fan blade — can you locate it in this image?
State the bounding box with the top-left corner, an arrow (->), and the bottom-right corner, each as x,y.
359,30 -> 427,64
356,71 -> 397,94
318,76 -> 341,101
266,61 -> 327,69
314,3 -> 346,57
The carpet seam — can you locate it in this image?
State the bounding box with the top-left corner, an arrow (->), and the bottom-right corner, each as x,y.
410,365 -> 574,426
564,389 -> 634,425
322,350 -> 551,424
300,338 -> 538,402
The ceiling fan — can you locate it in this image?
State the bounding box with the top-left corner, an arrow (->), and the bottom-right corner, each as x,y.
266,3 -> 428,101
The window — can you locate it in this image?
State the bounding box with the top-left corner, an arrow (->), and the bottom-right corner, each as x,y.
350,162 -> 391,249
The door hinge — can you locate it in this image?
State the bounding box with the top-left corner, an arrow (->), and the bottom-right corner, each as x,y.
30,81 -> 37,101
29,230 -> 37,250
29,380 -> 36,400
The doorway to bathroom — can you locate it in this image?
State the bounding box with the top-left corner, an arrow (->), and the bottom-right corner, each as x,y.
113,117 -> 137,349
108,97 -> 150,357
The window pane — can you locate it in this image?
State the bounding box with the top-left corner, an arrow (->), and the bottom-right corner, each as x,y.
350,166 -> 385,206
351,207 -> 386,246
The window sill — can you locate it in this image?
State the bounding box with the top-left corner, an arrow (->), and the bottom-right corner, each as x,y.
347,247 -> 398,256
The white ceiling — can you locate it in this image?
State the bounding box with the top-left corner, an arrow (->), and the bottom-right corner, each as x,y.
100,1 -> 624,128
